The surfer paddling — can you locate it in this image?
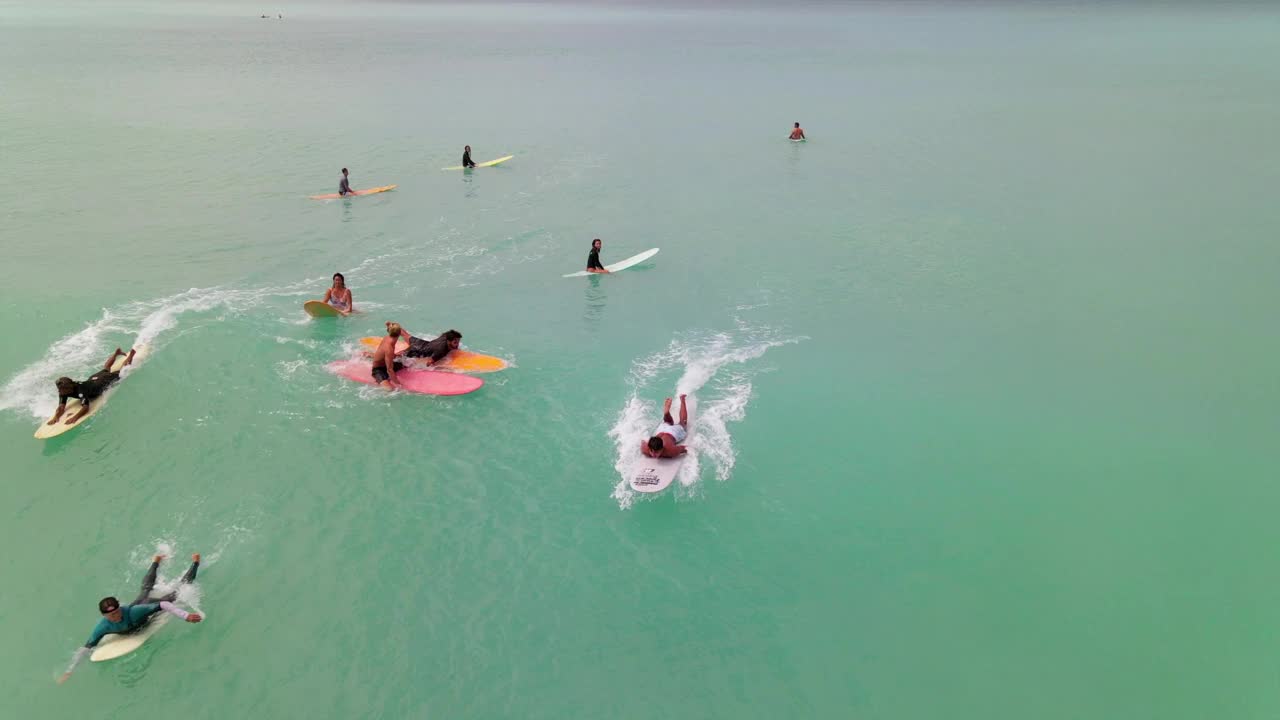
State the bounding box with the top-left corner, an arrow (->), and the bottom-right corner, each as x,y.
461,145 -> 476,169
585,238 -> 609,273
338,167 -> 353,196
321,272 -> 353,315
789,122 -> 806,140
371,322 -> 405,389
49,348 -> 137,426
58,554 -> 202,684
641,395 -> 689,458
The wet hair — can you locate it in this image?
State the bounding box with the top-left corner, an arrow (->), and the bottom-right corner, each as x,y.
647,437 -> 664,452
56,377 -> 76,394
794,122 -> 800,128
386,322 -> 402,338
464,145 -> 471,151
99,596 -> 120,614
341,167 -> 348,174
332,272 -> 345,284
592,238 -> 602,248
442,330 -> 462,342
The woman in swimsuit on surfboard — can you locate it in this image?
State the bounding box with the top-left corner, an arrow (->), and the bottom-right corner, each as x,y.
321,273 -> 353,315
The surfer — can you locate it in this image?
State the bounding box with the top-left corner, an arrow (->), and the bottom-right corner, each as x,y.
462,145 -> 476,169
641,395 -> 689,458
399,326 -> 462,366
49,348 -> 137,426
321,272 -> 353,315
58,554 -> 203,684
789,122 -> 806,140
371,322 -> 405,388
338,167 -> 353,196
585,238 -> 609,273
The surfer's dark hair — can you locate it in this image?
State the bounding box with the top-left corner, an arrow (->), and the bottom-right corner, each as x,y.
99,596 -> 120,613
333,272 -> 344,283
341,167 -> 348,173
443,330 -> 462,342
648,437 -> 664,452
56,377 -> 76,393
592,238 -> 602,247
794,122 -> 800,127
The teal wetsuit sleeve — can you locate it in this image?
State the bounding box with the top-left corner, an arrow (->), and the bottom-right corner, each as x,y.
85,620 -> 109,648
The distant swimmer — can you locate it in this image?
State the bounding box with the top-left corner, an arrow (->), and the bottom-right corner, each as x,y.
338,167 -> 353,196
399,326 -> 462,366
58,554 -> 202,684
461,145 -> 476,169
321,272 -> 353,315
641,395 -> 689,459
789,122 -> 806,140
371,322 -> 405,388
585,238 -> 609,273
49,348 -> 137,426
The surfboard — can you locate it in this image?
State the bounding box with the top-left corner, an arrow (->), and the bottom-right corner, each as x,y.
563,248 -> 660,278
309,184 -> 397,200
629,398 -> 695,494
303,300 -> 342,318
357,337 -> 507,373
89,615 -> 169,662
442,155 -> 513,171
35,345 -> 151,440
790,138 -> 806,143
329,359 -> 484,395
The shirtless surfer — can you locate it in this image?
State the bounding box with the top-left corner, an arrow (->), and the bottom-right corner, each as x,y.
585,238 -> 609,274
49,348 -> 137,426
320,272 -> 353,315
641,395 -> 689,458
58,554 -> 202,684
338,167 -> 353,196
371,323 -> 405,388
789,122 -> 806,140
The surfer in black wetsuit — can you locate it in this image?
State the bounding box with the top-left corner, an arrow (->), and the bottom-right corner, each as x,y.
402,328 -> 462,366
48,347 -> 137,426
462,146 -> 476,169
586,238 -> 608,273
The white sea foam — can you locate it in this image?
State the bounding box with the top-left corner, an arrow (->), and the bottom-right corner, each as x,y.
610,328 -> 802,508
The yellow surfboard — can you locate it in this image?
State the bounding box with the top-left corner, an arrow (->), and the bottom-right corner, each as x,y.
442,155 -> 513,171
35,345 -> 151,439
309,184 -> 397,200
358,337 -> 508,373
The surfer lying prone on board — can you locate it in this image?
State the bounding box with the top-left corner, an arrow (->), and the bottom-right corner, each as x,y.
49,347 -> 137,426
58,554 -> 203,684
397,326 -> 463,366
585,238 -> 609,273
642,395 -> 689,459
321,272 -> 353,315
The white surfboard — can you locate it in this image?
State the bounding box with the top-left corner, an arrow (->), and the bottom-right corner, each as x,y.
90,615 -> 169,662
35,344 -> 151,440
563,248 -> 660,278
628,398 -> 694,494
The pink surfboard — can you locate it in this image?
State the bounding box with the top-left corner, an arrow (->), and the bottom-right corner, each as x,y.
328,359 -> 484,396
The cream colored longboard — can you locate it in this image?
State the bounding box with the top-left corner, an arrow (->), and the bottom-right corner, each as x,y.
90,615 -> 169,662
34,345 -> 150,440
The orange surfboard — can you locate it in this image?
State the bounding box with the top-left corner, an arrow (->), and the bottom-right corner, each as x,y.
309,184 -> 397,200
358,336 -> 507,373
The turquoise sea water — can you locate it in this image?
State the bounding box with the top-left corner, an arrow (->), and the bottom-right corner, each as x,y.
2,1 -> 1279,717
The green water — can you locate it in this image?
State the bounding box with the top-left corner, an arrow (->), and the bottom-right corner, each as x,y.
3,1 -> 1279,717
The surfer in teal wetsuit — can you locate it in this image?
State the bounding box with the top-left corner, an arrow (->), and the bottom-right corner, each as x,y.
642,395 -> 689,458
58,554 -> 203,684
48,347 -> 137,426
462,145 -> 476,169
585,239 -> 609,273
338,167 -> 353,196
321,272 -> 353,315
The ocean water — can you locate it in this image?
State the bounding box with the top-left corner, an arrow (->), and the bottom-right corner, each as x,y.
2,1 -> 1279,717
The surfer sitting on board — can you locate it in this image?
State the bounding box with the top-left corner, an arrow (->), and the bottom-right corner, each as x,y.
789,122 -> 806,140
372,322 -> 405,388
338,167 -> 353,196
49,347 -> 137,426
641,395 -> 689,459
58,554 -> 202,684
321,272 -> 353,315
462,145 -> 476,169
399,327 -> 462,366
585,238 -> 609,273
